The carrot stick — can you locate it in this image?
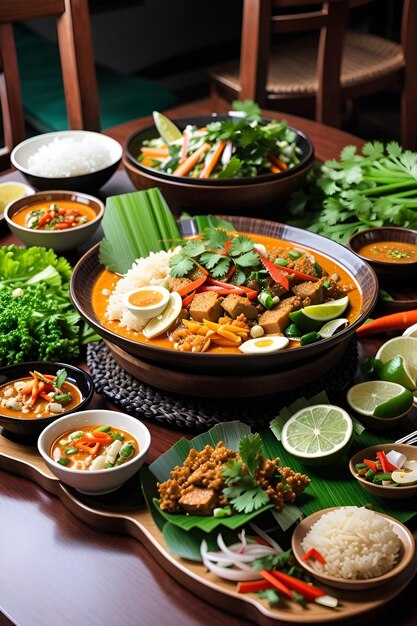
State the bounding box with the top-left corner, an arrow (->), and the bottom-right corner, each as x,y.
140,146 -> 169,157
268,153 -> 288,171
271,571 -> 326,602
270,164 -> 281,174
237,580 -> 273,594
200,140 -> 227,178
356,309 -> 417,336
259,570 -> 294,600
173,142 -> 211,177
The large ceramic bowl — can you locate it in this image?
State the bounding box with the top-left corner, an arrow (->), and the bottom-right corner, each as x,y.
349,444 -> 417,499
37,409 -> 151,495
70,216 -> 378,375
5,190 -> 104,252
123,115 -> 314,211
11,130 -> 122,193
0,361 -> 94,438
348,226 -> 417,284
292,507 -> 415,590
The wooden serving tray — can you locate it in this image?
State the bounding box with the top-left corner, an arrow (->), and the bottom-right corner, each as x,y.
1,431 -> 417,625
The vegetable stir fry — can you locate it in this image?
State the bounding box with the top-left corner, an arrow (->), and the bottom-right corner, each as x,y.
138,105 -> 303,179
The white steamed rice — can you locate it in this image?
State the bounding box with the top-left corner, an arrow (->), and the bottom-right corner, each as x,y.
301,506 -> 400,580
27,136 -> 113,177
105,248 -> 180,331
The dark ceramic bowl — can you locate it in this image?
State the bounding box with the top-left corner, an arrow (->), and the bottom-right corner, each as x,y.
11,131 -> 122,193
0,361 -> 94,438
70,216 -> 378,375
123,115 -> 314,211
348,227 -> 417,285
5,190 -> 104,252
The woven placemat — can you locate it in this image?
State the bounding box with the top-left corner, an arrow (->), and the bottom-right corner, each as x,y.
86,340 -> 358,432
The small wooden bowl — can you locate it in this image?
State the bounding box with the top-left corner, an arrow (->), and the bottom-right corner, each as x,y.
348,227 -> 417,285
349,444 -> 417,499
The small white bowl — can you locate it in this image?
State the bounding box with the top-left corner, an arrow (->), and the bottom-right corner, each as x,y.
38,409 -> 151,495
403,323 -> 417,338
123,285 -> 170,320
11,130 -> 123,192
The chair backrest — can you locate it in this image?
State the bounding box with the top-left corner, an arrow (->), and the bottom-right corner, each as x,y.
0,0 -> 100,169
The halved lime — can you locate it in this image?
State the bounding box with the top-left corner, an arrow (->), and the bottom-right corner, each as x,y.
346,380 -> 413,418
289,296 -> 349,332
153,111 -> 182,144
376,337 -> 417,391
281,404 -> 353,466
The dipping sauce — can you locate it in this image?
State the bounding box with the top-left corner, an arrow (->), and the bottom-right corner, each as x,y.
128,289 -> 165,308
51,424 -> 139,470
12,199 -> 97,231
358,241 -> 417,264
0,368 -> 82,419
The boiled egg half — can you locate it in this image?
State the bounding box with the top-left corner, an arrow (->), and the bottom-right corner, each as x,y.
239,335 -> 289,354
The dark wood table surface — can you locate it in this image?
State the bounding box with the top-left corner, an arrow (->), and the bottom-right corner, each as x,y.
1,99 -> 416,626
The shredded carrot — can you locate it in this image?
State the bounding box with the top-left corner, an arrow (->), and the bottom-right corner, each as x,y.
140,146 -> 169,157
173,142 -> 210,177
200,140 -> 227,178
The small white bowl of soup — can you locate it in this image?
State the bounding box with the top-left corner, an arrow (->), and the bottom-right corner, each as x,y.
4,190 -> 104,252
123,285 -> 170,320
38,409 -> 151,495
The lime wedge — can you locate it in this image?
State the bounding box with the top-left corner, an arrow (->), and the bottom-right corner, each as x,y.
281,404 -> 353,466
376,337 -> 417,391
289,296 -> 349,332
143,292 -> 182,338
153,111 -> 182,144
346,380 -> 413,418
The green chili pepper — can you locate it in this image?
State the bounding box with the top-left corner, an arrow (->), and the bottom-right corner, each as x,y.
300,331 -> 321,346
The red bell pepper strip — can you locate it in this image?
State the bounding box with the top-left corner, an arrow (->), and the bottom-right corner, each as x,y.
271,571 -> 326,601
259,570 -> 294,600
206,277 -> 254,294
177,275 -> 207,297
198,286 -> 245,295
181,292 -> 196,308
237,580 -> 273,594
225,264 -> 236,281
301,548 -> 326,565
257,252 -> 290,291
363,458 -> 379,473
376,450 -> 398,473
276,264 -> 319,282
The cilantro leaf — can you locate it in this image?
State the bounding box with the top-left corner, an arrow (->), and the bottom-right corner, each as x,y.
210,257 -> 232,278
252,549 -> 293,572
217,156 -> 243,178
258,589 -> 281,606
235,251 -> 260,268
169,254 -> 194,277
202,228 -> 229,249
229,236 -> 254,256
232,99 -> 262,121
223,484 -> 270,513
239,433 -> 263,476
182,240 -> 206,257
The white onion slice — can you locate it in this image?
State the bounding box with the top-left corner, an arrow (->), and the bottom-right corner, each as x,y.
249,523 -> 284,553
201,540 -> 261,581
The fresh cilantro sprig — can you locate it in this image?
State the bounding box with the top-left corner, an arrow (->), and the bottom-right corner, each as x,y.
288,141 -> 417,244
169,228 -> 260,281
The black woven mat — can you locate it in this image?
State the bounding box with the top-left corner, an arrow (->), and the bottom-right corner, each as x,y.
86,340 -> 358,432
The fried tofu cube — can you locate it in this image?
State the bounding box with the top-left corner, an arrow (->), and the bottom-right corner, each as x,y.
178,487 -> 218,515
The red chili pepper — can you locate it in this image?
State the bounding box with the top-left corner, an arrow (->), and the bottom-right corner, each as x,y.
276,264 -> 319,282
376,450 -> 398,473
363,459 -> 378,473
177,275 -> 207,297
301,547 -> 326,565
259,570 -> 294,600
257,252 -> 290,291
225,264 -> 236,281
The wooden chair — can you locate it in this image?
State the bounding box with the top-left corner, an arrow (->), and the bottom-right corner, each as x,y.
0,0 -> 100,169
209,0 -> 417,149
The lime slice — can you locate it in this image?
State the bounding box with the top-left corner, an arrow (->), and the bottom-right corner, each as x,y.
281,404 -> 353,466
289,296 -> 349,332
346,380 -> 413,418
142,292 -> 182,338
153,111 -> 182,144
376,337 -> 417,391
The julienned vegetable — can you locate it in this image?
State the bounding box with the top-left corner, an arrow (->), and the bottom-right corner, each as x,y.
138,104 -> 303,180
0,246 -> 99,366
289,141 -> 417,243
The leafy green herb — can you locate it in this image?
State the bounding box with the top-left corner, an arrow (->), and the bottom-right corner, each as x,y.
54,368 -> 67,389
258,589 -> 281,607
288,141 -> 417,243
231,99 -> 263,121
252,549 -> 293,572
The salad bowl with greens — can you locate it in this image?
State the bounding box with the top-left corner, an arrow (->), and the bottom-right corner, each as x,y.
122,102 -> 314,211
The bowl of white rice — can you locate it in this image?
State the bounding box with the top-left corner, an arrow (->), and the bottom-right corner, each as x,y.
292,506 -> 415,590
11,131 -> 123,192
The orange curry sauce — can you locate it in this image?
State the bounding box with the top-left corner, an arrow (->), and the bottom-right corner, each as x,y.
92,234 -> 363,354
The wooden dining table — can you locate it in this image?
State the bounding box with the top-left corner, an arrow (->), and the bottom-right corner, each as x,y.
1,99 -> 416,626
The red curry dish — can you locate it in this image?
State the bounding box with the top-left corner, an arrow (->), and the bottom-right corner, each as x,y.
93,230 -> 362,355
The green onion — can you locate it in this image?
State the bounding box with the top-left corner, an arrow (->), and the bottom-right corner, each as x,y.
94,425 -> 112,433
258,291 -> 278,309
99,189 -> 181,275
288,249 -> 302,260
64,447 -> 78,455
274,258 -> 288,267
58,458 -> 70,466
